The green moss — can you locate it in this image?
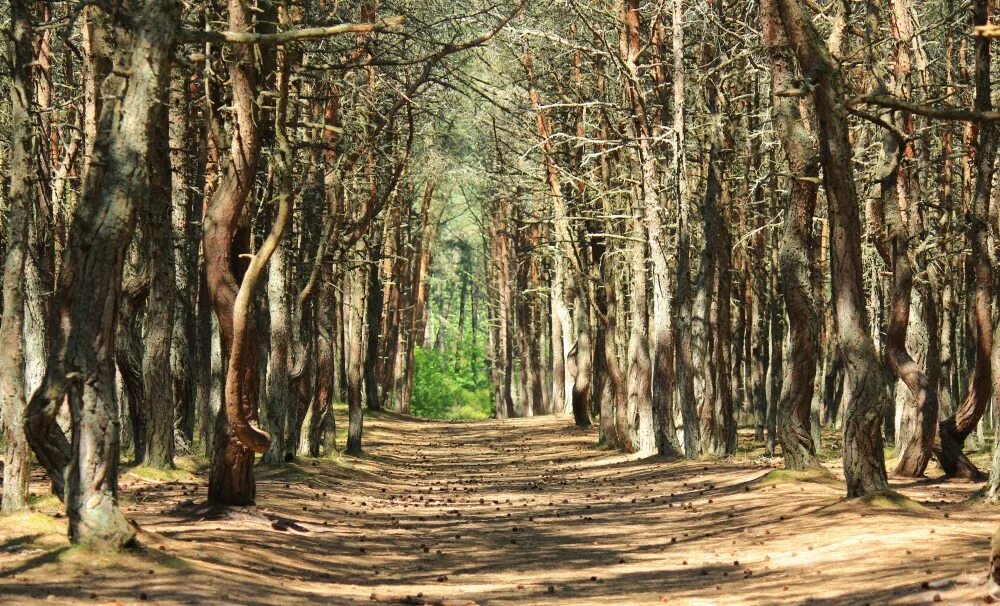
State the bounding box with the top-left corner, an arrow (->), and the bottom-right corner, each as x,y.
858,490 -> 926,512
29,493 -> 62,509
125,465 -> 199,483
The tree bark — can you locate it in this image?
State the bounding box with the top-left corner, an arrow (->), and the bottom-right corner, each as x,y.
205,0 -> 268,505
25,0 -> 181,547
346,262 -> 366,455
935,0 -> 995,481
1,0 -> 35,515
763,0 -> 821,469
671,0 -> 699,458
143,98 -> 176,469
774,0 -> 891,496
365,225 -> 386,411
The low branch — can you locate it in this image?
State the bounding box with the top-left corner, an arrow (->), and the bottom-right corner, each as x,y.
975,24 -> 1000,37
847,107 -> 907,144
853,93 -> 1000,122
180,16 -> 403,45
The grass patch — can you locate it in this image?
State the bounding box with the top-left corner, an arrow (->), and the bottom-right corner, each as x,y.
331,402 -> 349,447
754,467 -> 842,489
55,541 -> 191,571
0,511 -> 65,540
123,455 -> 206,483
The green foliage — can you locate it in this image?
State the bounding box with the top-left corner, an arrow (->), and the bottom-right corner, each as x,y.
411,343 -> 493,420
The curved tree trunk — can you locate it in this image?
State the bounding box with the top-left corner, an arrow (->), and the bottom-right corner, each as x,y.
935,0 -> 995,481
115,266 -> 149,463
205,0 -> 267,505
774,0 -> 891,496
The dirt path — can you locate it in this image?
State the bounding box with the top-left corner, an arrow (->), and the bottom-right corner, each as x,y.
2,412 -> 998,605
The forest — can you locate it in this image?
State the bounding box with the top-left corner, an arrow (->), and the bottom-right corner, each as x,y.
3,0 -> 1000,603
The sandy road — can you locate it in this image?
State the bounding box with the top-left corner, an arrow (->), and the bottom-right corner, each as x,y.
1,411 -> 997,605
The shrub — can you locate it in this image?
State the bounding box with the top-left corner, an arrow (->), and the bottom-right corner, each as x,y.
411,345 -> 493,420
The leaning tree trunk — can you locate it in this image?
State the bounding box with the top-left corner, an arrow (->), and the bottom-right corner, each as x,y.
24,0 -> 181,548
763,0 -> 821,470
115,263 -> 148,462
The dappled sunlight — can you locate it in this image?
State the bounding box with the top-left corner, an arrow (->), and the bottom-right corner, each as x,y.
1,413 -> 997,604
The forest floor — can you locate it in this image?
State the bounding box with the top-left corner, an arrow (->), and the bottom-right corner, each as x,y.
1,411 -> 999,605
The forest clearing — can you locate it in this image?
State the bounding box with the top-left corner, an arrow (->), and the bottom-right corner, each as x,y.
7,0 -> 1000,603
2,410 -> 997,605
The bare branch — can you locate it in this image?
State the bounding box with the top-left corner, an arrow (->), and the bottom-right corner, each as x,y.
853,93 -> 1000,122
179,16 -> 404,46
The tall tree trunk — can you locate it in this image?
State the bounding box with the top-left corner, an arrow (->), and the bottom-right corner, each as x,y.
524,49 -> 578,420
489,196 -> 517,419
345,264 -> 366,455
763,0 -> 820,469
143,100 -> 176,469
692,159 -> 719,456
766,226 -> 784,456
937,0 -> 995,481
365,226 -> 386,411
1,0 -> 35,514
205,0 -> 269,505
25,0 -> 181,547
618,0 -> 654,455
671,0 -> 699,458
263,37 -> 299,466
169,67 -> 200,449
774,0 -> 891,496
264,236 -> 293,465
